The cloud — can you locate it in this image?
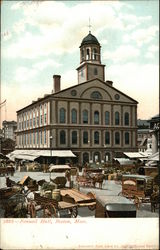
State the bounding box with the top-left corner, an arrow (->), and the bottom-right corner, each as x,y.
103,45 -> 140,63
33,59 -> 61,71
107,63 -> 159,119
123,25 -> 158,46
1,80 -> 52,121
14,66 -> 37,82
7,1 -> 148,59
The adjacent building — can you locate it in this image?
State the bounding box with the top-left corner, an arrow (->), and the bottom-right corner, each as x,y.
2,120 -> 17,141
16,31 -> 138,165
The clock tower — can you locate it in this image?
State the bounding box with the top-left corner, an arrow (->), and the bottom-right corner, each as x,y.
76,31 -> 105,84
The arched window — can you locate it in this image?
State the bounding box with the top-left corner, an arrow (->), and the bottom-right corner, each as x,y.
86,48 -> 90,60
83,110 -> 88,124
124,112 -> 129,126
72,131 -> 77,144
83,131 -> 88,144
60,108 -> 66,123
83,152 -> 89,164
94,152 -> 100,163
81,49 -> 84,61
105,132 -> 110,144
105,152 -> 110,162
105,111 -> 110,125
60,130 -> 66,144
71,109 -> 77,124
115,112 -> 120,125
115,132 -> 120,144
94,68 -> 98,75
93,48 -> 97,60
91,91 -> 102,99
94,131 -> 99,144
125,132 -> 129,144
94,111 -> 99,124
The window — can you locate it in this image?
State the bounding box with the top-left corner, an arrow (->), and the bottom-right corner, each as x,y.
71,109 -> 77,124
37,116 -> 39,127
81,49 -> 84,60
94,131 -> 99,144
33,133 -> 35,145
60,130 -> 66,144
30,134 -> 32,144
115,112 -> 120,125
93,48 -> 97,60
94,68 -> 98,75
124,112 -> 129,126
83,152 -> 89,164
72,131 -> 77,144
83,131 -> 88,144
44,130 -> 46,144
60,108 -> 66,123
91,91 -> 102,100
83,110 -> 88,124
94,111 -> 99,124
105,132 -> 110,144
105,152 -> 110,162
115,132 -> 120,144
105,111 -> 110,125
86,48 -> 90,60
37,131 -> 39,145
125,132 -> 129,144
40,131 -> 43,144
44,113 -> 47,124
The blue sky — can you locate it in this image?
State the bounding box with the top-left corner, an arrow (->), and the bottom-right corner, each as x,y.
1,0 -> 159,122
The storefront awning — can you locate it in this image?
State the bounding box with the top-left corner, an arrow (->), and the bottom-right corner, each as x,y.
7,149 -> 76,161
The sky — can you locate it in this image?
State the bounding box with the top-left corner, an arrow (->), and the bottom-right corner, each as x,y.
1,0 -> 159,124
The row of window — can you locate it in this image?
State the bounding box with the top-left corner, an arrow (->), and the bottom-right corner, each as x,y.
60,108 -> 130,126
18,131 -> 47,146
18,113 -> 47,130
60,130 -> 130,145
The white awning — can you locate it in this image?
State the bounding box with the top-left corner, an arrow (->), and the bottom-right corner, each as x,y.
123,152 -> 147,159
49,165 -> 71,172
114,158 -> 134,165
7,150 -> 76,161
148,152 -> 159,161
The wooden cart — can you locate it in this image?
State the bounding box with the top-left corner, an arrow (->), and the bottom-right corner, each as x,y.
60,188 -> 96,211
119,174 -> 154,207
33,192 -> 78,218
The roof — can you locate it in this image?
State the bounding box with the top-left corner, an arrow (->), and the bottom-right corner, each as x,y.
49,165 -> 71,172
7,150 -> 76,161
122,174 -> 153,180
96,195 -> 135,207
114,158 -> 134,165
148,152 -> 159,161
123,152 -> 147,159
80,32 -> 100,47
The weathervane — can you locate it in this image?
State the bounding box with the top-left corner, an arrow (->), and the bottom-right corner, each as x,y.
88,17 -> 92,34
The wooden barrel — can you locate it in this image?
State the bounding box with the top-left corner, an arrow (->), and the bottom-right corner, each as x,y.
52,189 -> 61,201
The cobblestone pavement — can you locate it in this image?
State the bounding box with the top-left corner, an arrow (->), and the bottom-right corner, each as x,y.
0,171 -> 159,218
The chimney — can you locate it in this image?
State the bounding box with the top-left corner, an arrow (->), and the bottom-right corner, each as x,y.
53,75 -> 61,93
106,80 -> 113,86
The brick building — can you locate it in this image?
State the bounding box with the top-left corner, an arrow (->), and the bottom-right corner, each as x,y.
16,32 -> 138,165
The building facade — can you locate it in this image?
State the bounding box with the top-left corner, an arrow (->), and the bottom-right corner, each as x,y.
2,120 -> 17,141
16,32 -> 138,165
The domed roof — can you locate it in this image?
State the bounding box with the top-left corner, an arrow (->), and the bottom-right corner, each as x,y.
80,32 -> 100,47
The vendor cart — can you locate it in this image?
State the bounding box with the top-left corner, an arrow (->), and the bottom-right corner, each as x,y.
118,174 -> 154,207
60,188 -> 96,211
33,192 -> 78,218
